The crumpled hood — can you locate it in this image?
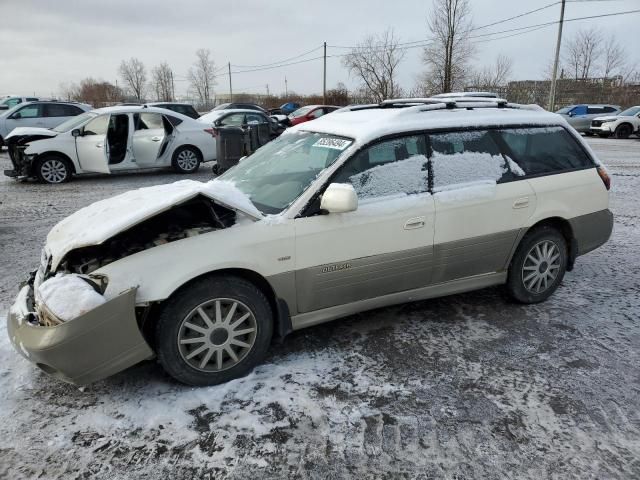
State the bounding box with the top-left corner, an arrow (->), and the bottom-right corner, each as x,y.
45,179 -> 263,271
5,127 -> 58,140
593,116 -> 620,122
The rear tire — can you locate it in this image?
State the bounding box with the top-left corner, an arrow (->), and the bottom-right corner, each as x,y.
155,276 -> 273,386
172,146 -> 201,174
36,154 -> 72,184
506,226 -> 568,304
583,131 -> 593,137
614,124 -> 632,139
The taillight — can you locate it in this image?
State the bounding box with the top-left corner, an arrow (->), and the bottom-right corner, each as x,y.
597,166 -> 611,190
204,128 -> 217,138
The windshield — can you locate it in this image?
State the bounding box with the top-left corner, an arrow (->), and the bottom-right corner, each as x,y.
219,131 -> 353,214
618,106 -> 640,117
555,106 -> 572,114
52,112 -> 96,132
289,106 -> 314,118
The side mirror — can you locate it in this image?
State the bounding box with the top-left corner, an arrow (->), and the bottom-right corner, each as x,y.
568,112 -> 574,117
320,183 -> 358,214
71,128 -> 81,137
0,105 -> 8,111
12,112 -> 22,119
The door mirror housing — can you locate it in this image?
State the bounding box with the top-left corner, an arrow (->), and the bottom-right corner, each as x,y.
568,111 -> 574,117
320,183 -> 358,214
71,128 -> 81,137
11,112 -> 22,119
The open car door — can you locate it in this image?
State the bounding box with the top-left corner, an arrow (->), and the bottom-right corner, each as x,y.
132,112 -> 168,167
75,114 -> 111,174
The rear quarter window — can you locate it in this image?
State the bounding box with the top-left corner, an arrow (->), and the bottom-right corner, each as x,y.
497,126 -> 594,176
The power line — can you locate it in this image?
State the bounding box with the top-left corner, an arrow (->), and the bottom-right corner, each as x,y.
233,45 -> 324,69
471,1 -> 560,31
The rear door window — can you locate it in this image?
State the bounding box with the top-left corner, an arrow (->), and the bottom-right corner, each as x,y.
497,126 -> 594,176
603,106 -> 617,113
586,106 -> 605,115
45,104 -> 77,117
429,130 -> 514,190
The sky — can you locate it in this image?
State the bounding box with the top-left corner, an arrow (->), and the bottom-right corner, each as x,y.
1,0 -> 638,99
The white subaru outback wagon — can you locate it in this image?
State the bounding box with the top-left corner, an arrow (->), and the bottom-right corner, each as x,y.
7,98 -> 613,386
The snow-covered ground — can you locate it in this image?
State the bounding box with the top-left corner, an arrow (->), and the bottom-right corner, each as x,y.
1,138 -> 639,479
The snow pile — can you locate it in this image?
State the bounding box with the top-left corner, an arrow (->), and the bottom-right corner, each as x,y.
37,274 -> 106,321
349,154 -> 429,198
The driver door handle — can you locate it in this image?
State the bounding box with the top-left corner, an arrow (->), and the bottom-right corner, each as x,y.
404,216 -> 426,230
513,197 -> 529,209
95,143 -> 103,148
151,136 -> 162,142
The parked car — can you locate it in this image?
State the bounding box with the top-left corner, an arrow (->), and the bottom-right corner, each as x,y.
7,97 -> 613,386
589,105 -> 640,138
555,104 -> 621,134
280,102 -> 301,115
199,109 -> 283,138
4,106 -> 216,183
212,102 -> 266,112
288,105 -> 339,126
147,102 -> 200,119
0,95 -> 43,111
0,101 -> 91,148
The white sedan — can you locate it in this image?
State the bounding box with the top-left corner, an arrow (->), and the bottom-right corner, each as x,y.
4,106 -> 217,184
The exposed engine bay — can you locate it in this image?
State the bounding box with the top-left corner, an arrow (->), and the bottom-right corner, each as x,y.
48,196 -> 237,277
5,133 -> 56,178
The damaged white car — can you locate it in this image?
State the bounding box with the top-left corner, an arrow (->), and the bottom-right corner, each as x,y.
3,105 -> 216,184
7,98 -> 613,386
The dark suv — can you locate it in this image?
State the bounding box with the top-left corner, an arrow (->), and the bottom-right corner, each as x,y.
148,102 -> 200,119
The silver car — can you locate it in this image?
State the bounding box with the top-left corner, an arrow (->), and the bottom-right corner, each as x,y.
556,104 -> 621,134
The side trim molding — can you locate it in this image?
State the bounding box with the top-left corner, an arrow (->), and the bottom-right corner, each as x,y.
291,271 -> 507,331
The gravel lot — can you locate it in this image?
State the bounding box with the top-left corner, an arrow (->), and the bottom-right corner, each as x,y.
1,138 -> 639,479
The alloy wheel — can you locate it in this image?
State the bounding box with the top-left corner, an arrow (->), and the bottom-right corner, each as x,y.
177,298 -> 257,372
177,149 -> 198,171
522,240 -> 561,294
40,159 -> 68,183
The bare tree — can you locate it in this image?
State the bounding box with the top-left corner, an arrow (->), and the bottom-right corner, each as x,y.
342,29 -> 405,102
188,49 -> 217,109
119,57 -> 147,101
151,62 -> 174,102
61,78 -> 123,108
422,0 -> 474,93
563,28 -> 602,80
468,54 -> 513,89
601,34 -> 626,79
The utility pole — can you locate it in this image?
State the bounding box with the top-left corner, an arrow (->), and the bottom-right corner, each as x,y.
228,62 -> 233,102
266,84 -> 270,97
170,70 -> 175,101
323,41 -> 327,104
285,77 -> 288,97
548,0 -> 566,112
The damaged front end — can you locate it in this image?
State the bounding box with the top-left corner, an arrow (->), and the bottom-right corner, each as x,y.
4,132 -> 54,179
7,187 -> 248,385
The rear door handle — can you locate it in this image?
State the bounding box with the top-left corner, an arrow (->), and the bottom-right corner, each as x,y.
513,197 -> 529,209
151,136 -> 162,142
404,216 -> 426,230
96,143 -> 103,148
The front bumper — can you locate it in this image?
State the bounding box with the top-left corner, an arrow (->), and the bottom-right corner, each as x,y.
4,145 -> 34,179
589,124 -> 613,134
7,283 -> 154,385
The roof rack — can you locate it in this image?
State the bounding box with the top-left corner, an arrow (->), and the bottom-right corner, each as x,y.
340,97 -> 530,115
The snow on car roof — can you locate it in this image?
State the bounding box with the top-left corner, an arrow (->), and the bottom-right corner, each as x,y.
91,105 -> 191,117
291,103 -> 564,145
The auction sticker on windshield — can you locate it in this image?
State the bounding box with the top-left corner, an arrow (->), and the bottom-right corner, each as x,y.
313,137 -> 351,150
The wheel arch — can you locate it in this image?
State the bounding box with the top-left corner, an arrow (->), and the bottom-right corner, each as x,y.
34,151 -> 77,173
518,217 -> 576,271
145,267 -> 292,346
172,143 -> 203,161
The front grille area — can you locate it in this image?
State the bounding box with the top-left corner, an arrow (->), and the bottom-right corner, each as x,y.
591,120 -> 603,127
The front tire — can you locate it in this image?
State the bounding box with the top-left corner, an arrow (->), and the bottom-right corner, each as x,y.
172,146 -> 201,174
598,133 -> 610,138
155,276 -> 273,386
36,155 -> 72,184
614,124 -> 632,139
506,226 -> 568,304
